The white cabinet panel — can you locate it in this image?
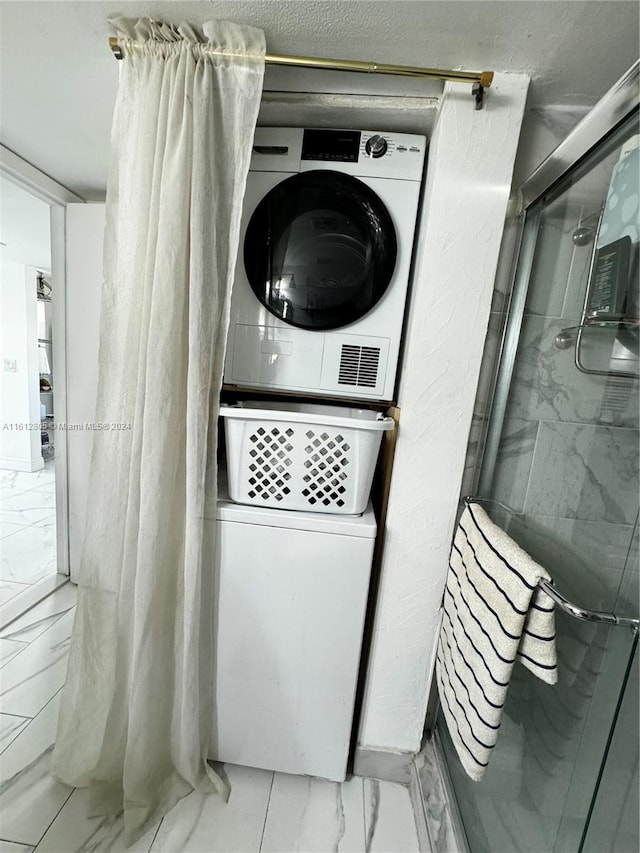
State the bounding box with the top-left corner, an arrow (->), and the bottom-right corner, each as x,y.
209,513 -> 374,782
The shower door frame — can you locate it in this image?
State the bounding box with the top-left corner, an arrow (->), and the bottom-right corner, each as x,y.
478,62 -> 640,496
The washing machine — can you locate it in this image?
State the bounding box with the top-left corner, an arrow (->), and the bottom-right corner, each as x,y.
224,127 -> 426,403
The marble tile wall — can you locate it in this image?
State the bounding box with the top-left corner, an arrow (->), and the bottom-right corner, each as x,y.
507,316 -> 638,428
525,422 -> 638,522
507,513 -> 636,611
463,202 -> 639,597
491,204 -> 639,599
618,522 -> 639,617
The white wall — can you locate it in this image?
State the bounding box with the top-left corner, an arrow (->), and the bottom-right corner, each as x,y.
0,263 -> 43,471
357,73 -> 530,756
65,204 -> 104,582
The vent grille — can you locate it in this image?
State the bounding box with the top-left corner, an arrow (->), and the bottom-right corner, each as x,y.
338,345 -> 381,388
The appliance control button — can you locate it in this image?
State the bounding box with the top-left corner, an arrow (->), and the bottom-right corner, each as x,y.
365,135 -> 388,158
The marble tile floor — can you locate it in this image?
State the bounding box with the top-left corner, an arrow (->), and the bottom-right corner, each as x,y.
0,584 -> 424,853
1,461 -> 57,599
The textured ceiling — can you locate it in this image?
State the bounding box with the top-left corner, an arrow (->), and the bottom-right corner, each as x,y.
0,1 -> 638,199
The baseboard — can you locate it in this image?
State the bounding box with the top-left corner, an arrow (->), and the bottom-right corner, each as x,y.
0,455 -> 45,472
0,573 -> 70,631
352,745 -> 414,784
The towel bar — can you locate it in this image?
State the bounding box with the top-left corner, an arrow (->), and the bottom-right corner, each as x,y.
462,497 -> 639,632
538,579 -> 638,630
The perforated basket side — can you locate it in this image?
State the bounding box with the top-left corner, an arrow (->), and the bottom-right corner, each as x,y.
300,426 -> 354,510
244,422 -> 296,505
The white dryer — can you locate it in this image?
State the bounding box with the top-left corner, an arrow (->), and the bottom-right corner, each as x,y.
224,127 -> 426,402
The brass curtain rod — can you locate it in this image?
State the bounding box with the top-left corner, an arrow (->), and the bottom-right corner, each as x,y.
108,37 -> 494,108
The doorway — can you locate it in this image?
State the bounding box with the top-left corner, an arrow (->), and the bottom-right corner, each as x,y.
0,175 -> 68,623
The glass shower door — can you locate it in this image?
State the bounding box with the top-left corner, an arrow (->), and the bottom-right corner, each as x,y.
437,110 -> 639,853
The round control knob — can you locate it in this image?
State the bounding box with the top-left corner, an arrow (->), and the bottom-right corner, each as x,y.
365,135 -> 388,158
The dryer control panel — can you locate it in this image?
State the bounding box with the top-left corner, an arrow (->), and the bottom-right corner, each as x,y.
249,127 -> 426,181
301,129 -> 361,162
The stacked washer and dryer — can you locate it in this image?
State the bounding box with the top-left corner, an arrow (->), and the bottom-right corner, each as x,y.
208,128 -> 426,782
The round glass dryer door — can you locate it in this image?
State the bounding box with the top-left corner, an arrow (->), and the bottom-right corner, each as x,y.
244,170 -> 397,330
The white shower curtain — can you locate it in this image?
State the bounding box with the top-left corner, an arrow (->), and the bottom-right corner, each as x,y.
52,18 -> 265,841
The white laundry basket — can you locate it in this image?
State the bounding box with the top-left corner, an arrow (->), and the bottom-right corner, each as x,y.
221,401 -> 395,514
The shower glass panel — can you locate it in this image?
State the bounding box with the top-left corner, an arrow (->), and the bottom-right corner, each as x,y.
437,110 -> 639,853
582,631 -> 638,852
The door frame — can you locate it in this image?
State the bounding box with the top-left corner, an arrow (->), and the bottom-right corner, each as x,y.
0,144 -> 84,586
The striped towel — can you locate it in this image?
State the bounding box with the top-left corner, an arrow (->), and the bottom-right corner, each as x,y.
436,503 -> 557,782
